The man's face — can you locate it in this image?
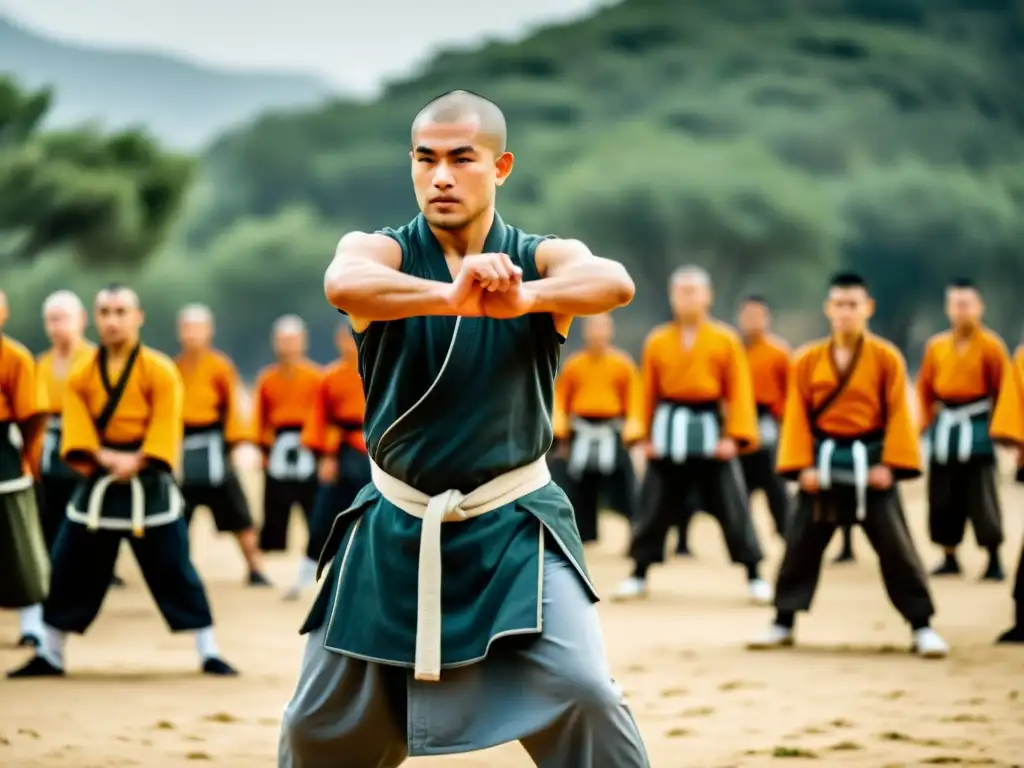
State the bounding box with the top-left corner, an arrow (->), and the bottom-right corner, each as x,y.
44,303 -> 86,347
583,314 -> 613,349
411,120 -> 513,231
94,290 -> 142,347
824,286 -> 873,335
945,287 -> 982,329
737,302 -> 769,337
274,329 -> 305,360
178,317 -> 213,351
670,276 -> 711,321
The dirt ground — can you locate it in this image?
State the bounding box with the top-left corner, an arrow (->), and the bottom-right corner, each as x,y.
2,464 -> 1023,768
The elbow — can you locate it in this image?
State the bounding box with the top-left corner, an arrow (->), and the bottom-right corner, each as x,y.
608,265 -> 635,308
324,269 -> 358,312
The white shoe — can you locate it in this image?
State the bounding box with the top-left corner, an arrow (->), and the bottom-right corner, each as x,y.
748,578 -> 774,605
747,624 -> 794,650
610,577 -> 648,602
912,627 -> 949,659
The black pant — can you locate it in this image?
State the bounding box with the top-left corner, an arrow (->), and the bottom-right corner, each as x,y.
43,519 -> 213,633
740,449 -> 790,536
550,450 -> 636,543
631,458 -> 762,567
774,486 -> 934,624
183,472 -> 254,533
927,459 -> 1003,549
306,447 -> 371,561
36,477 -> 77,553
260,477 -> 318,552
1013,539 -> 1024,605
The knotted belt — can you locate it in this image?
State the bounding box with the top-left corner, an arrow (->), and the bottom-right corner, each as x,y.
369,456 -> 551,682
932,399 -> 991,464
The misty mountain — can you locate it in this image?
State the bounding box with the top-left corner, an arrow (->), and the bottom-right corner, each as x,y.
0,15 -> 337,149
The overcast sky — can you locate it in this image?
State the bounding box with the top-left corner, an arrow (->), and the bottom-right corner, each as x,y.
0,0 -> 607,93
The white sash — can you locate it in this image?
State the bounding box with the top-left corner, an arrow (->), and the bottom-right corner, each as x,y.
268,429 -> 316,481
758,412 -> 778,448
567,417 -> 619,479
370,456 -> 551,683
182,430 -> 226,485
931,399 -> 991,465
65,472 -> 184,534
815,438 -> 870,520
0,423 -> 32,494
649,403 -> 719,463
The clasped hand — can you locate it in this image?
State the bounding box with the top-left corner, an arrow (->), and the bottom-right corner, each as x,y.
446,253 -> 536,318
98,449 -> 143,481
798,465 -> 893,492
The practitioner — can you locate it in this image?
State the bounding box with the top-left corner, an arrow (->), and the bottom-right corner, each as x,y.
0,291 -> 49,648
747,272 -> 948,658
550,312 -> 641,543
279,90 -> 649,766
917,279 -> 1008,580
252,316 -> 322,553
612,267 -> 771,604
285,318 -> 369,600
176,304 -> 270,585
7,285 -> 238,678
990,335 -> 1024,643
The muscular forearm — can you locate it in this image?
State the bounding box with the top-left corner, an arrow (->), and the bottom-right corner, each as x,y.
325,258 -> 452,320
530,260 -> 634,316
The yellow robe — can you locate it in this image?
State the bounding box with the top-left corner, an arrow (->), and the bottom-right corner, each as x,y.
176,348 -> 251,445
553,347 -> 644,443
916,327 -> 1008,428
991,345 -> 1024,449
0,334 -> 41,490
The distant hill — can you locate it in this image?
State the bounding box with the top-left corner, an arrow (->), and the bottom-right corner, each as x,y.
0,15 -> 337,149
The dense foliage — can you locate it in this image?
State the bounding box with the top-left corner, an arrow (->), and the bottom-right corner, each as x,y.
3,0 -> 1023,374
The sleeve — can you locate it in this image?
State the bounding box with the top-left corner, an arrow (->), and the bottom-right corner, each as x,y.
34,357 -> 52,414
640,334 -> 661,437
251,372 -> 274,449
140,356 -> 184,472
61,371 -> 102,472
621,358 -> 646,443
880,350 -> 921,480
990,351 -> 1024,445
301,380 -> 333,455
985,334 -> 1011,399
551,359 -> 575,439
722,335 -> 759,450
9,350 -> 39,423
915,342 -> 937,432
218,358 -> 252,445
773,349 -> 791,421
776,352 -> 815,480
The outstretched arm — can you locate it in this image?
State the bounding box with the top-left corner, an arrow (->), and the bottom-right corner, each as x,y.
324,232 -> 454,331
531,239 -> 635,327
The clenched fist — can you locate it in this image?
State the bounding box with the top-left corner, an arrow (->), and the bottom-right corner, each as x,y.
446,253 -> 530,318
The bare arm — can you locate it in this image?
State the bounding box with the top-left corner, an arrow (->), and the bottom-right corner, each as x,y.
531,239 -> 635,327
324,232 -> 454,331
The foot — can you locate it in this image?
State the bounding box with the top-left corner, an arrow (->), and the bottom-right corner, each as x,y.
747,624 -> 794,650
16,633 -> 40,649
747,578 -> 774,605
931,556 -> 961,576
610,576 -> 648,602
247,571 -> 272,587
110,574 -> 126,588
832,549 -> 855,564
202,657 -> 240,676
912,627 -> 949,659
980,560 -> 1005,582
7,655 -> 65,678
995,625 -> 1024,644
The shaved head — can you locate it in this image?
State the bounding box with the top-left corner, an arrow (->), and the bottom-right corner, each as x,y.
273,314 -> 307,362
273,314 -> 306,337
178,303 -> 213,326
96,283 -> 139,309
670,265 -> 713,323
43,290 -> 85,316
43,290 -> 87,348
94,284 -> 143,349
178,303 -> 214,351
413,90 -> 507,154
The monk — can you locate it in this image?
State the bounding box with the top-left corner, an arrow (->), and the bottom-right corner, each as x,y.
279,90 -> 648,766
613,266 -> 771,605
0,290 -> 49,649
550,312 -> 642,544
747,272 -> 947,658
176,304 -> 270,585
7,285 -> 238,678
252,316 -> 322,553
990,335 -> 1024,643
285,318 -> 369,600
917,279 -> 1009,580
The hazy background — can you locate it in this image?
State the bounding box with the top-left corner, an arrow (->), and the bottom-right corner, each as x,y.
2,0 -> 1022,376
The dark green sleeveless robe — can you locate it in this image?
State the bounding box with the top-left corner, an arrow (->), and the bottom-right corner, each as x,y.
299,212 -> 595,669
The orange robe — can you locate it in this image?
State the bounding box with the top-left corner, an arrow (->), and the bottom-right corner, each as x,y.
777,333 -> 919,481
0,334 -> 41,489
35,341 -> 96,476
252,359 -> 324,450
916,328 -> 1008,428
745,333 -> 790,421
552,347 -> 644,443
302,357 -> 366,455
641,320 -> 759,451
991,345 -> 1024,450
176,348 -> 251,445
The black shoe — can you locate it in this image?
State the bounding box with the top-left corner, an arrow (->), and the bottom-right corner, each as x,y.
675,544 -> 693,557
7,656 -> 65,678
247,571 -> 272,587
995,625 -> 1024,644
110,574 -> 126,588
202,657 -> 239,676
931,556 -> 961,576
16,634 -> 40,649
981,559 -> 1005,582
833,549 -> 855,564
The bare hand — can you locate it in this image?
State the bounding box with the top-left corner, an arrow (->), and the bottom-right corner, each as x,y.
447,253 -> 522,317
109,451 -> 142,481
714,437 -> 738,461
97,448 -> 119,471
480,280 -> 536,319
318,456 -> 338,483
640,440 -> 656,459
867,464 -> 893,489
798,468 -> 819,492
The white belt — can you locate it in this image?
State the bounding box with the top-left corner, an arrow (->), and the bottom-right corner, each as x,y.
182,430 -> 226,485
816,439 -> 870,520
932,399 -> 991,465
85,475 -> 146,537
567,417 -> 619,479
369,456 -> 551,682
650,404 -> 719,462
758,412 -> 778,447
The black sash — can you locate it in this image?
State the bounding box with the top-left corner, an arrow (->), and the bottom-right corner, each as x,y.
95,343 -> 142,439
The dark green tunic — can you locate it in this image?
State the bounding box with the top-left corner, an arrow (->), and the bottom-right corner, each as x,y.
300,213 -> 595,669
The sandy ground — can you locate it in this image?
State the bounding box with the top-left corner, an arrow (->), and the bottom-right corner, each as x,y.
2,465 -> 1023,768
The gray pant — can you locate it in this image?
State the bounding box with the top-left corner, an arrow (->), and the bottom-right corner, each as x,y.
279,551 -> 650,767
